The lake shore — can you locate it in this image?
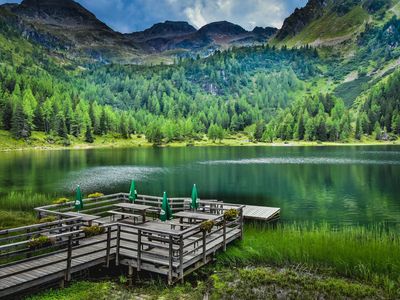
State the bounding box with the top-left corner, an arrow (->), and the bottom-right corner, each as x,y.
26,223 -> 400,300
0,130 -> 398,152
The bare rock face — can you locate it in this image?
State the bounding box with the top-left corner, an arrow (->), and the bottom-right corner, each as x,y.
275,0 -> 327,41
15,0 -> 109,29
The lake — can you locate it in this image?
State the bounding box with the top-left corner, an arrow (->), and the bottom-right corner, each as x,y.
1,146 -> 399,226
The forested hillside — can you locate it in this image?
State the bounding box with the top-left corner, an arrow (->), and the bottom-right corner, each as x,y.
0,0 -> 399,147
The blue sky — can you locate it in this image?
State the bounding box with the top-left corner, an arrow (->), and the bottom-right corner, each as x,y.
0,0 -> 307,33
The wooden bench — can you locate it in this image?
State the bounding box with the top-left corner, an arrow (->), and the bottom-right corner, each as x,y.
146,207 -> 161,219
107,210 -> 142,224
169,219 -> 192,230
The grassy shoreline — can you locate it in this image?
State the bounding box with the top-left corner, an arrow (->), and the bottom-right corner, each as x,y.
26,223 -> 400,300
0,130 -> 398,152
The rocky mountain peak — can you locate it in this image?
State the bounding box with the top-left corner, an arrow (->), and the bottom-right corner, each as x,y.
14,0 -> 110,29
142,21 -> 196,36
198,21 -> 247,36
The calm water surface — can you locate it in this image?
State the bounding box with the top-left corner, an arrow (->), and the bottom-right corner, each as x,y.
1,146 -> 399,225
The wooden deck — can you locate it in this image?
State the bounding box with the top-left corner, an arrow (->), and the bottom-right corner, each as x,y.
243,205 -> 280,221
0,193 -> 250,299
223,204 -> 280,222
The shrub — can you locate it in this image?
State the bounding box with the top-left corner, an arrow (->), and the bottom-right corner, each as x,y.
82,225 -> 105,237
200,220 -> 215,233
38,216 -> 57,223
87,192 -> 104,198
27,236 -> 52,249
223,209 -> 239,221
52,197 -> 69,205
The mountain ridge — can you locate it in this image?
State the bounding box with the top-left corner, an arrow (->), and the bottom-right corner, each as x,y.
0,0 -> 278,62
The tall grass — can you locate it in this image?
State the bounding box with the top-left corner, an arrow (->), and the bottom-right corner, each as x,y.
219,223 -> 400,285
0,191 -> 54,211
0,210 -> 37,229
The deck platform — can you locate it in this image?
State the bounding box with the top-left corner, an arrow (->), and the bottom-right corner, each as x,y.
224,204 -> 280,222
0,193 -> 254,299
242,205 -> 280,222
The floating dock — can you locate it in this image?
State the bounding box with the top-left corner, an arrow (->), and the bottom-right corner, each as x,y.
224,204 -> 280,222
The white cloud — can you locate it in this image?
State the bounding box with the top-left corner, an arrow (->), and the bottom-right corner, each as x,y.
178,0 -> 306,30
184,1 -> 207,28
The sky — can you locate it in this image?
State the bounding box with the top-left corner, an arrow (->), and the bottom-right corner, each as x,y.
0,0 -> 308,33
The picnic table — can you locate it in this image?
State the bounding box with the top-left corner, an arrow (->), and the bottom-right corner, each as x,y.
173,211 -> 221,224
63,212 -> 101,226
114,203 -> 153,223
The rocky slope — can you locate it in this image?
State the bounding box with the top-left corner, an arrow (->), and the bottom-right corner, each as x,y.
0,0 -> 277,62
273,0 -> 398,47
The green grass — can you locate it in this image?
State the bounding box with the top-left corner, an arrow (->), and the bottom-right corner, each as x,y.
0,210 -> 36,229
334,75 -> 370,106
280,6 -> 369,47
0,191 -> 54,211
27,266 -> 397,300
218,223 -> 400,292
15,222 -> 400,299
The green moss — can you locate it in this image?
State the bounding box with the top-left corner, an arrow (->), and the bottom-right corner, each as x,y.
38,216 -> 57,224
52,198 -> 69,205
210,267 -> 386,299
87,192 -> 104,198
82,225 -> 105,237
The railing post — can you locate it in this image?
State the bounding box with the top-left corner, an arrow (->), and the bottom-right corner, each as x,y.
223,220 -> 227,251
137,230 -> 142,271
202,230 -> 206,264
65,234 -> 73,282
239,208 -> 244,240
106,226 -> 111,268
179,235 -> 184,283
168,234 -> 173,285
116,224 -> 121,266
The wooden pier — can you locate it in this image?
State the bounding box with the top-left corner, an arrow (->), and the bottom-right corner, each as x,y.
0,193 -> 279,299
242,205 -> 280,222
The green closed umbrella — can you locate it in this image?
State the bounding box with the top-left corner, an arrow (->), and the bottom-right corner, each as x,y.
190,184 -> 199,210
129,180 -> 137,203
159,191 -> 172,221
74,185 -> 83,211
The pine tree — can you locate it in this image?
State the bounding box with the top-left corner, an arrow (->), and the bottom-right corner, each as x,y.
355,117 -> 362,140
373,122 -> 382,140
253,121 -> 265,141
84,125 -> 94,143
119,114 -> 129,139
99,108 -> 108,135
11,101 -> 31,139
1,96 -> 12,130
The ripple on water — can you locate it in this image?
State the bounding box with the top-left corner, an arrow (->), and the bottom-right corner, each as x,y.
57,166 -> 166,191
198,157 -> 400,165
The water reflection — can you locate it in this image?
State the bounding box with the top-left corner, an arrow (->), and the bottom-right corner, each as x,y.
0,146 -> 399,225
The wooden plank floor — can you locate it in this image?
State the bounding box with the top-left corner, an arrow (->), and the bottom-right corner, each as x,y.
225,204 -> 280,221
0,233 -> 117,298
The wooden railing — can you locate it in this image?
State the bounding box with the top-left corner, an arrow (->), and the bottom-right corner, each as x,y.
1,194 -> 244,292
0,220 -> 118,288
35,193 -> 226,220
115,203 -> 244,284
0,217 -> 83,263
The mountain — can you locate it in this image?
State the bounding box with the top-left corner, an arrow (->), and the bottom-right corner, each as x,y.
127,20 -> 277,54
2,0 -> 143,63
0,0 -> 277,62
273,0 -> 398,47
0,0 -> 399,146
